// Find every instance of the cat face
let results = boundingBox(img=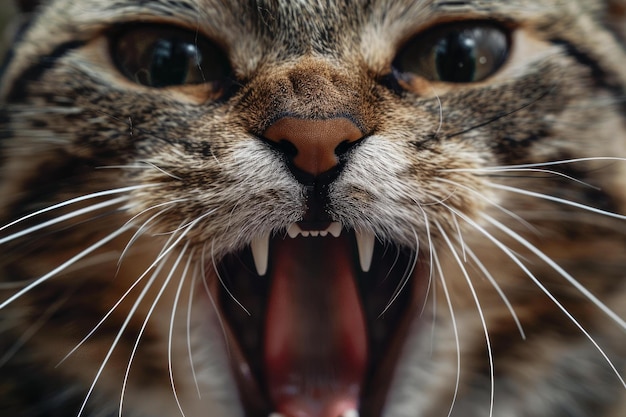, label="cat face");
[1,1,625,416]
